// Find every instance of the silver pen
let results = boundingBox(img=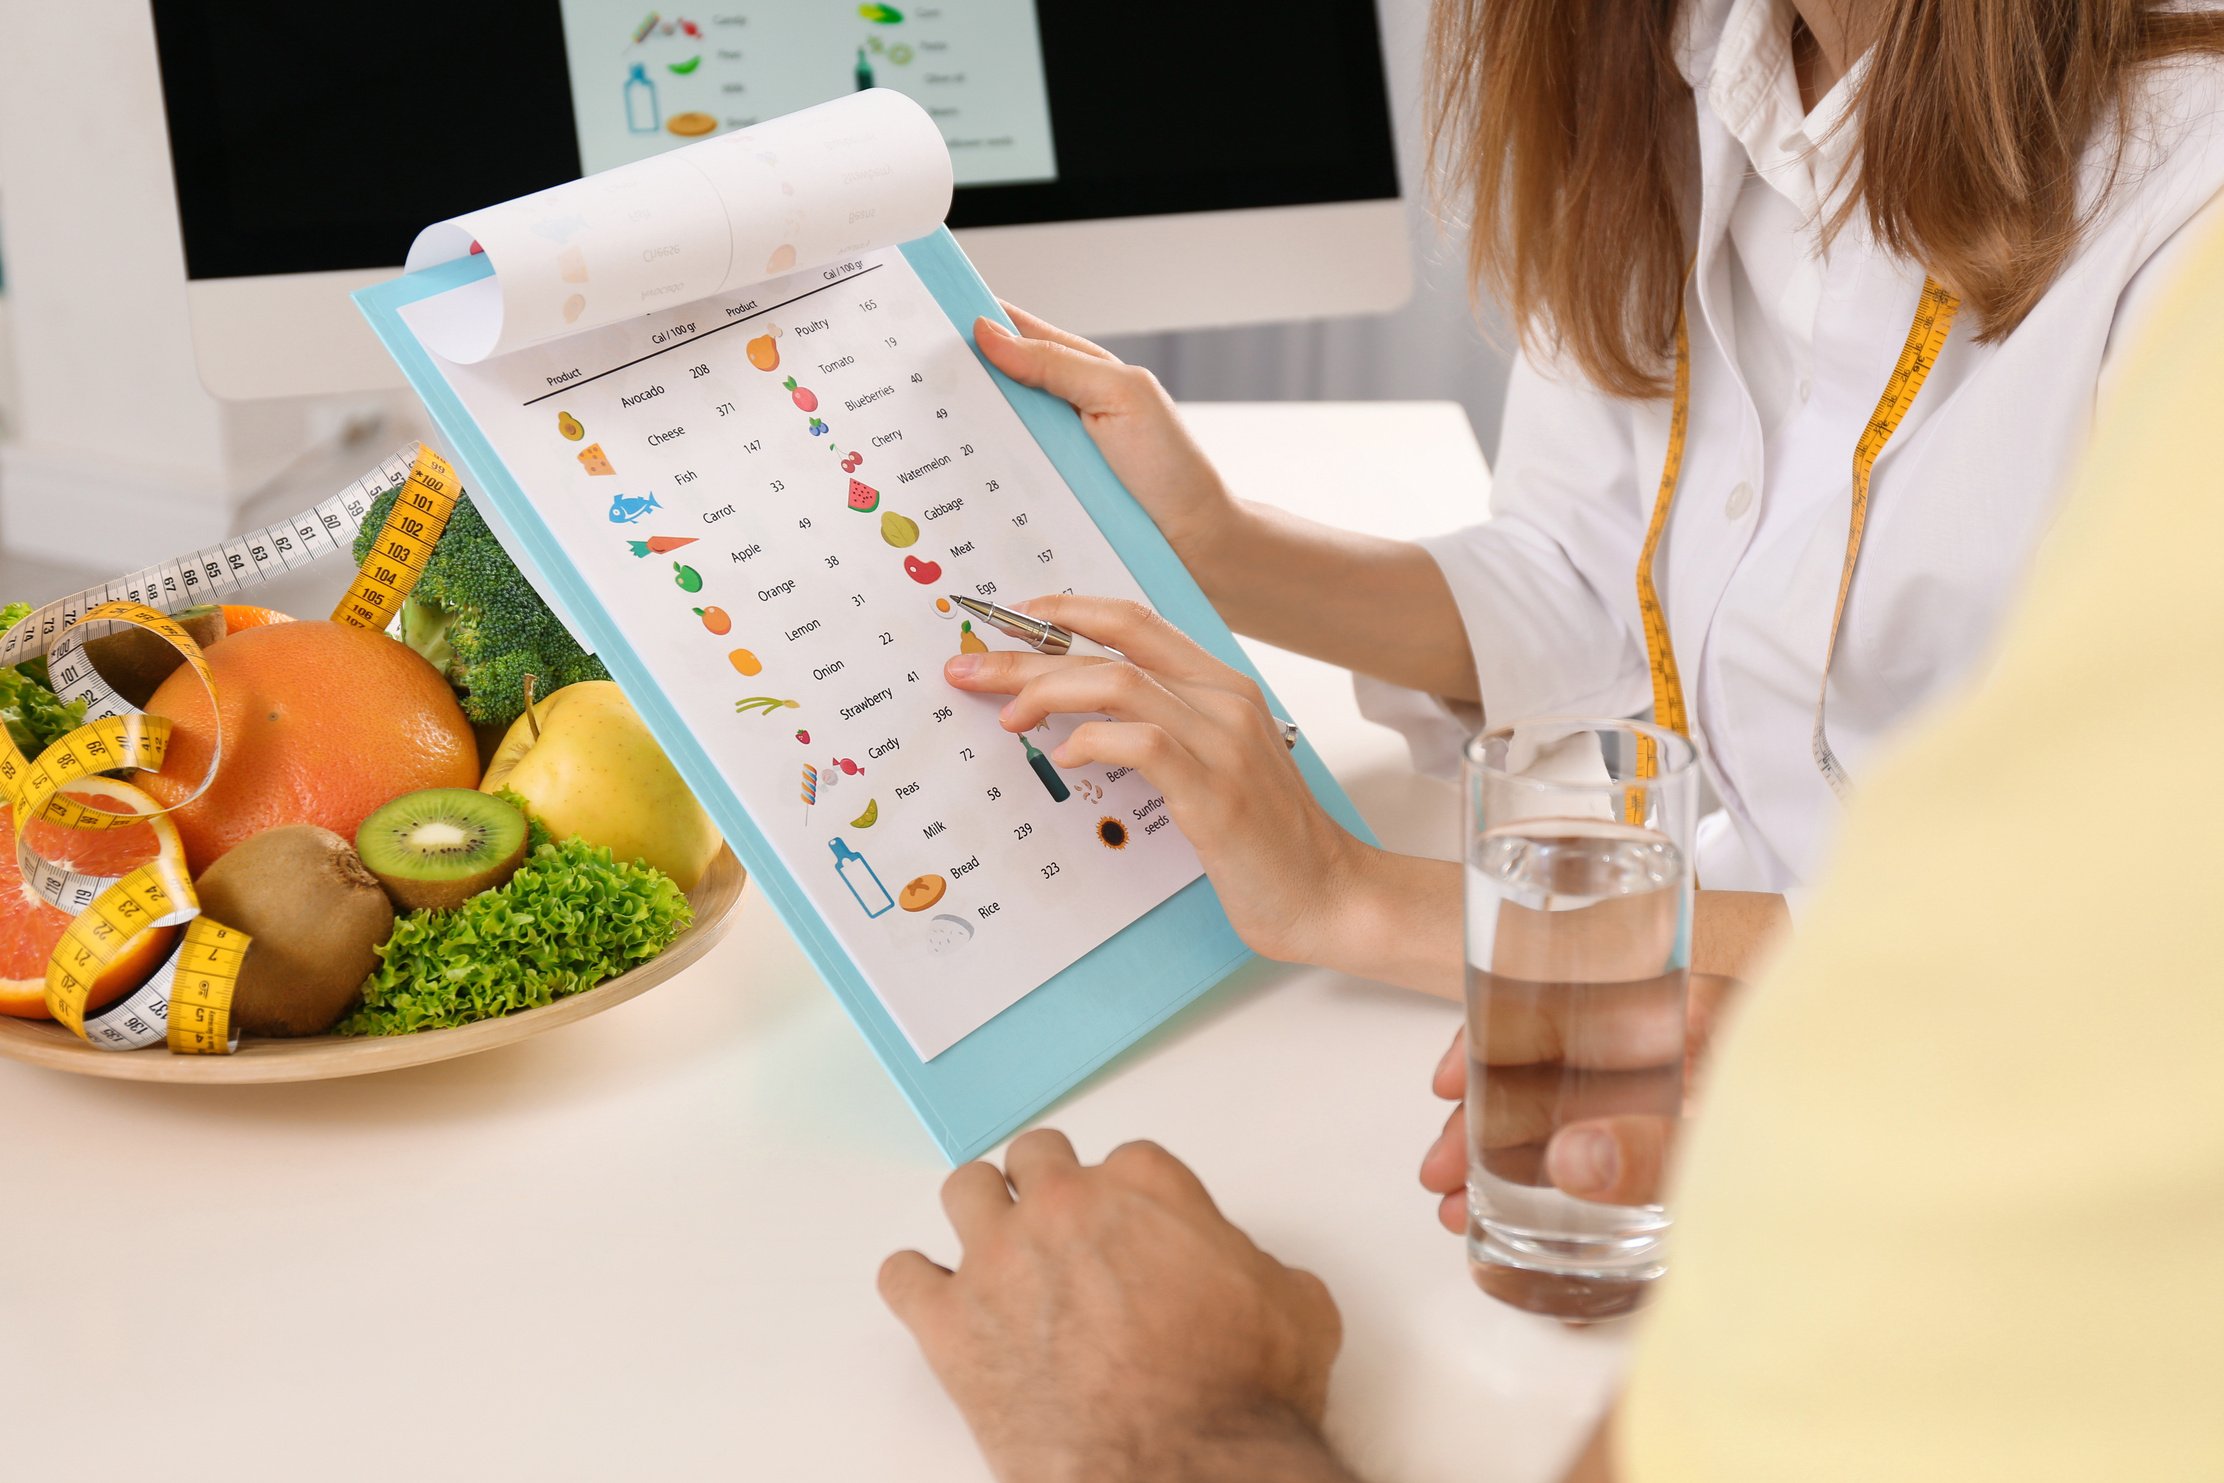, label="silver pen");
[950,595,1299,750]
